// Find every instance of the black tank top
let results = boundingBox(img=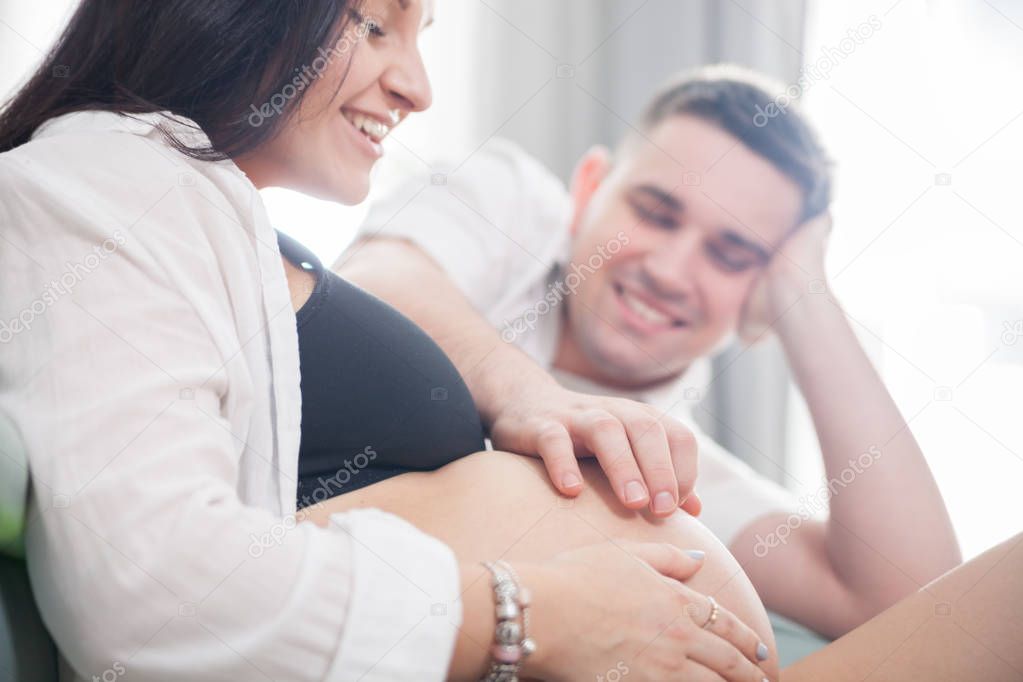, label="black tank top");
[277,231,486,508]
